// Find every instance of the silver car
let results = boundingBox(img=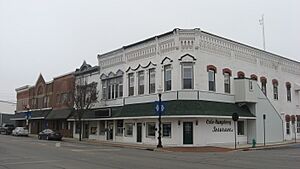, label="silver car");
[12,127,29,136]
